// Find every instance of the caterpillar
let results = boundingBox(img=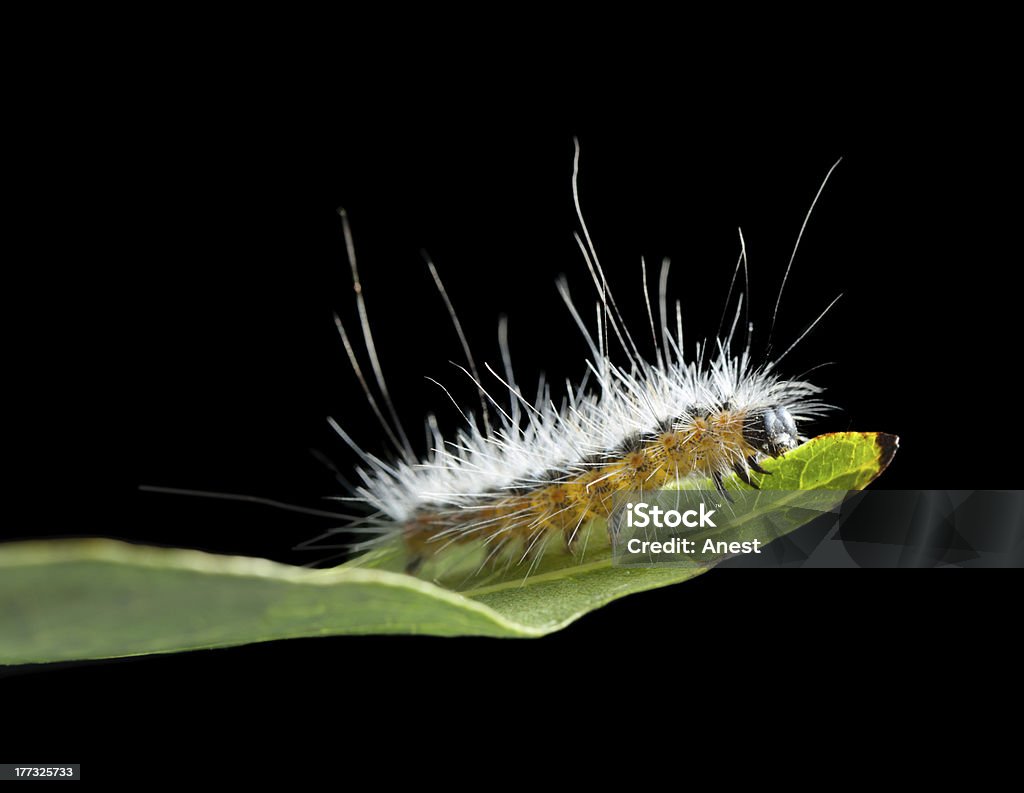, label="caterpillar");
[326,141,840,582]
